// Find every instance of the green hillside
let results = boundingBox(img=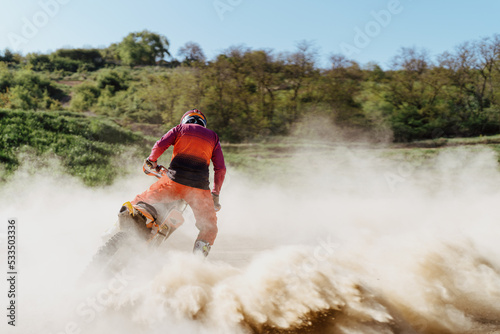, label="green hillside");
[0,109,152,186]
